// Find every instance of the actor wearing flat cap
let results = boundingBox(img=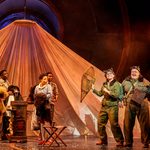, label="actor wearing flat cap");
[92,68,124,147]
[122,66,150,148]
